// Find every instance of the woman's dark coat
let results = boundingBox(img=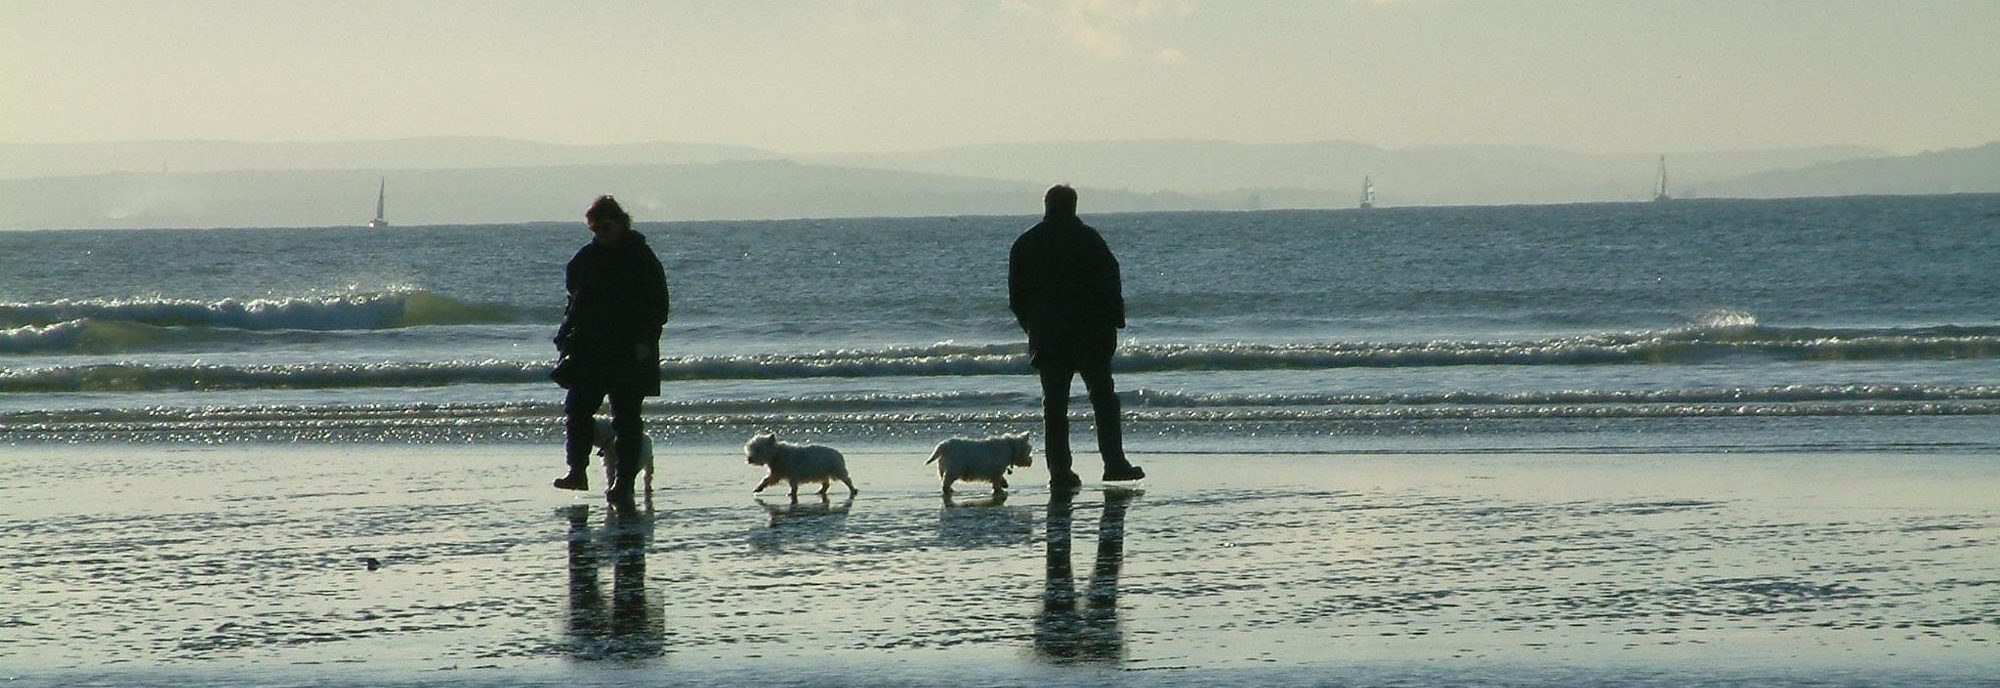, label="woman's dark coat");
[555,230,669,396]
